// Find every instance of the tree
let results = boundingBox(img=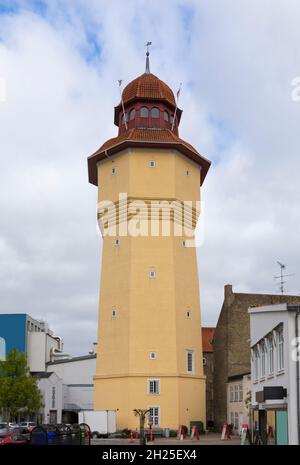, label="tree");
[133,409,150,445]
[0,349,43,429]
